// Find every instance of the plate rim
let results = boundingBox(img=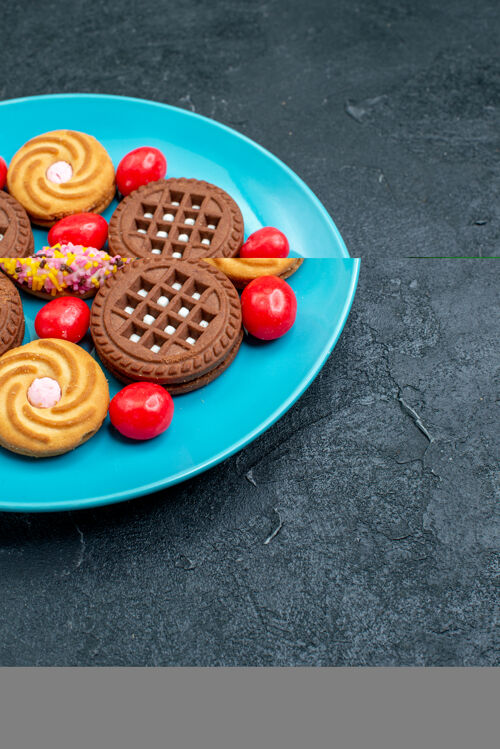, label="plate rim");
[0,93,350,260]
[0,93,358,512]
